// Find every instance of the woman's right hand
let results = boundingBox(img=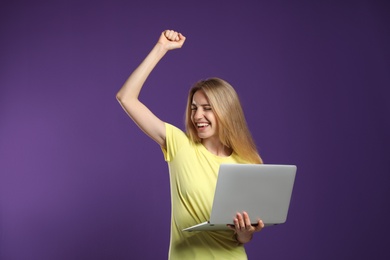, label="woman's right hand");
[158,30,186,50]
